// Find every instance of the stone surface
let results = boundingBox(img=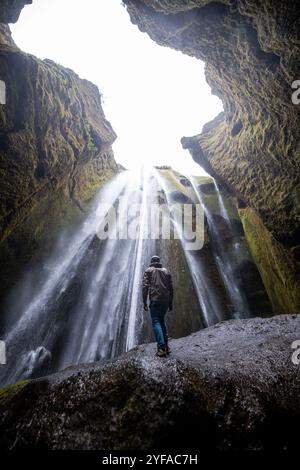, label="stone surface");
[0,23,16,47]
[239,207,300,314]
[0,314,299,450]
[0,0,31,24]
[122,0,300,311]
